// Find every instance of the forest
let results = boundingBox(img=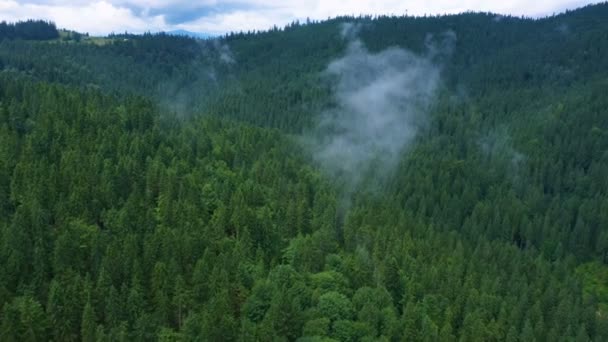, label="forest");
[0,20,59,41]
[0,3,608,341]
